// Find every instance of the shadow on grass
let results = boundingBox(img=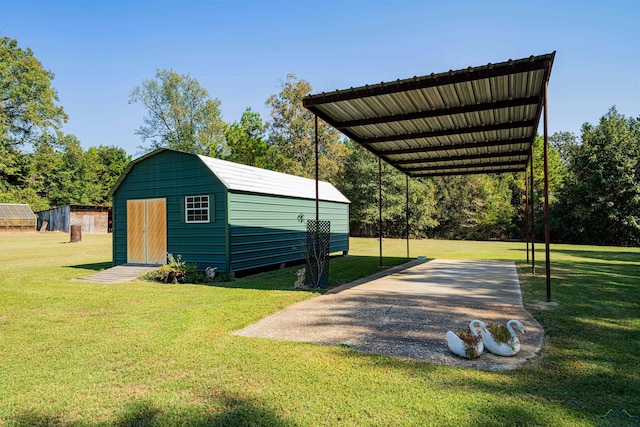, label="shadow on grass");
[552,248,640,263]
[66,261,113,272]
[511,255,640,416]
[300,250,638,421]
[208,255,410,292]
[510,246,640,263]
[9,393,296,427]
